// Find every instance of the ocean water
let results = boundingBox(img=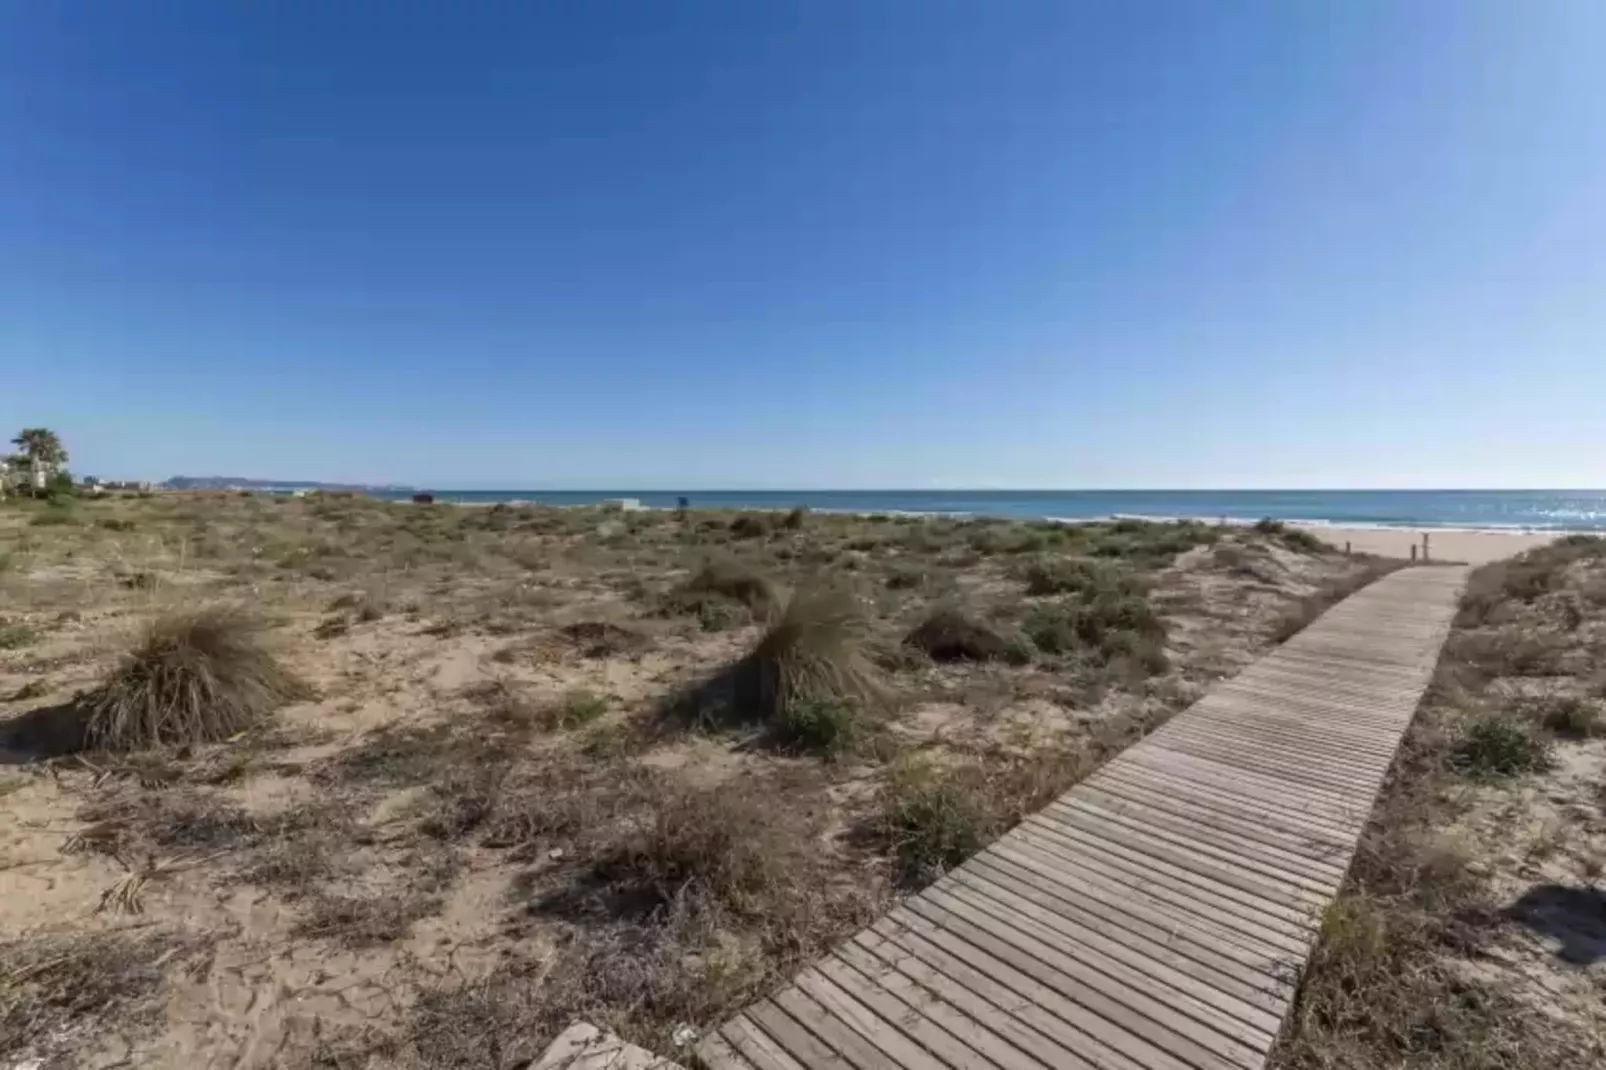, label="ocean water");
[373,489,1606,531]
